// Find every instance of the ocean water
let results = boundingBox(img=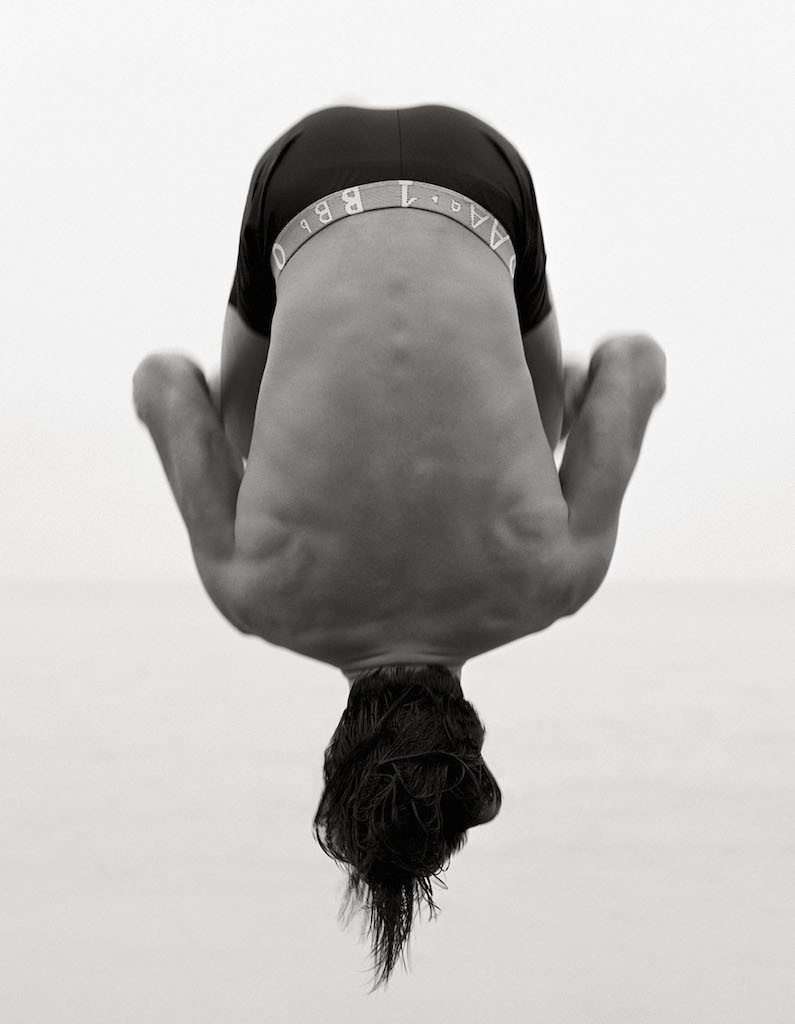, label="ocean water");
[1,580,793,1023]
